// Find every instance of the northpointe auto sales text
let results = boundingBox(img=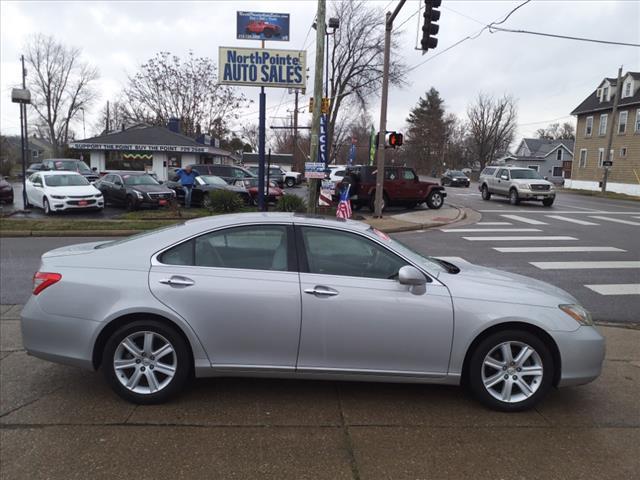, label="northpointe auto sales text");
[223,50,303,85]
